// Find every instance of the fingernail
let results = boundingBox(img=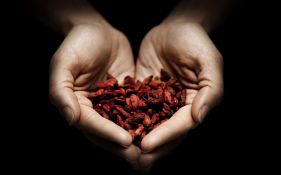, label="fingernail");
[198,106,209,123]
[61,107,74,125]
